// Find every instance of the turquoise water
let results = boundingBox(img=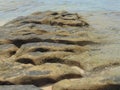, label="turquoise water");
[0,0,120,24]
